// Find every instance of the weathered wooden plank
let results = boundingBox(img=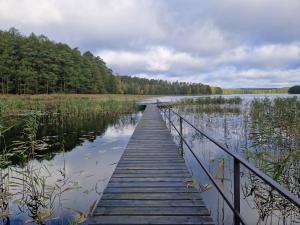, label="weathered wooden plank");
[117,163,186,166]
[118,160,185,163]
[121,156,182,160]
[114,169,189,174]
[110,178,189,182]
[104,187,199,193]
[122,153,179,156]
[101,193,203,200]
[98,199,205,207]
[115,166,188,170]
[107,182,187,188]
[125,150,178,153]
[112,174,191,178]
[94,206,209,216]
[89,215,214,225]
